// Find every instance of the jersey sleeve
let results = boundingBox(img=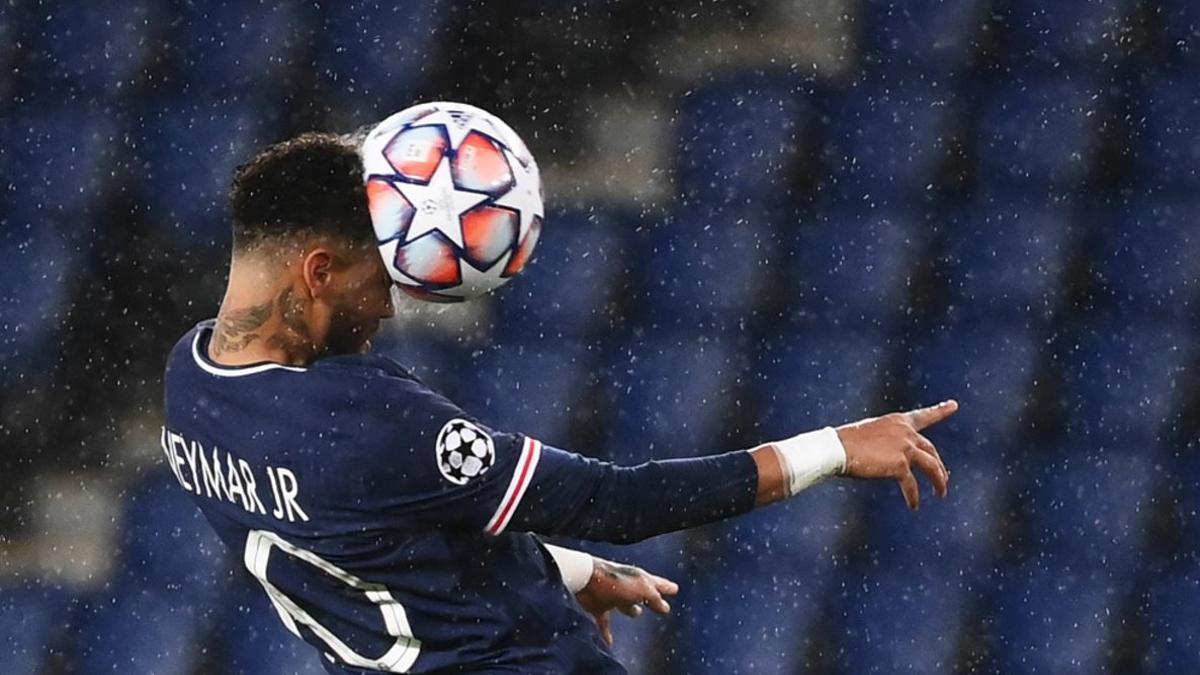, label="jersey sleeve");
[351,364,541,533]
[350,357,759,541]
